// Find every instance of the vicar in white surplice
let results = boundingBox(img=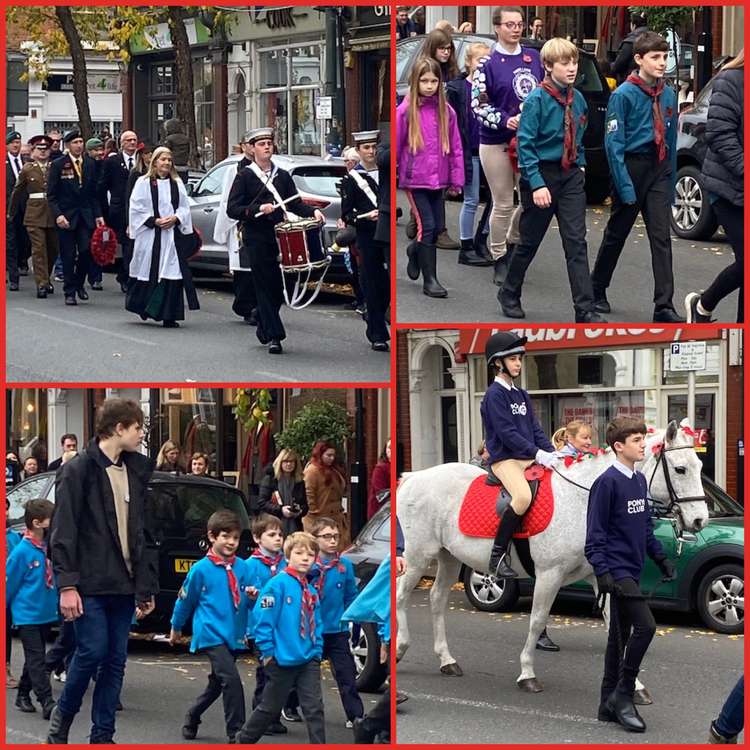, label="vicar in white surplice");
[126,146,194,327]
